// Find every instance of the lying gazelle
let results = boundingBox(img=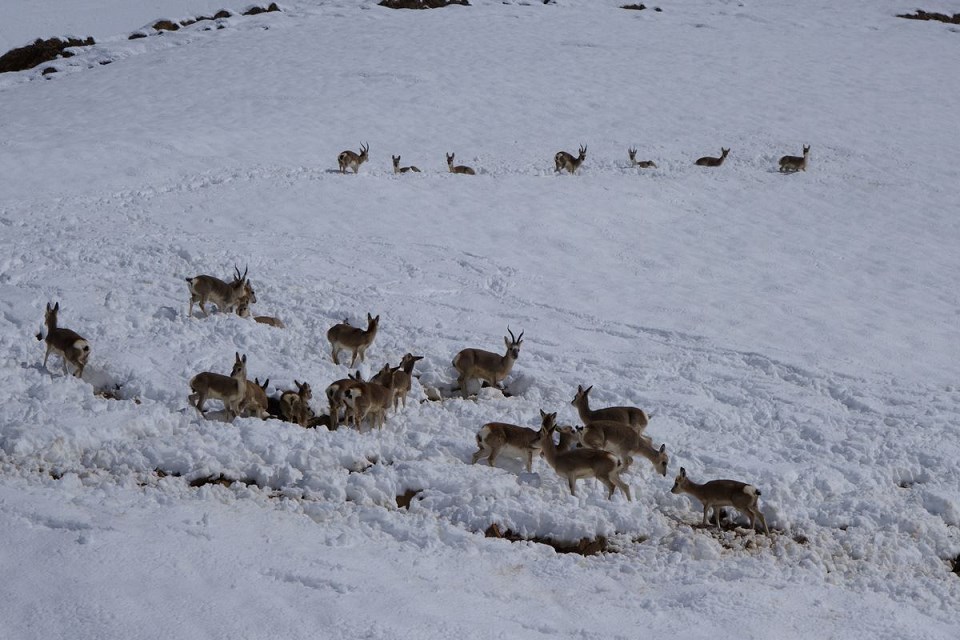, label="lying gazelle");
[188,352,248,420]
[185,266,255,317]
[326,372,364,430]
[344,375,393,431]
[392,155,421,174]
[452,327,523,398]
[695,147,730,167]
[327,313,380,366]
[241,377,270,420]
[671,467,769,534]
[555,144,587,174]
[39,302,90,378]
[539,410,631,501]
[579,420,668,476]
[572,384,649,433]
[446,152,475,175]
[628,147,657,169]
[235,298,284,328]
[779,144,810,173]
[338,142,369,174]
[279,380,313,427]
[471,420,543,473]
